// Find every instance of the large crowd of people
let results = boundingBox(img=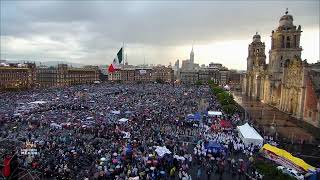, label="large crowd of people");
[0,83,263,179]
